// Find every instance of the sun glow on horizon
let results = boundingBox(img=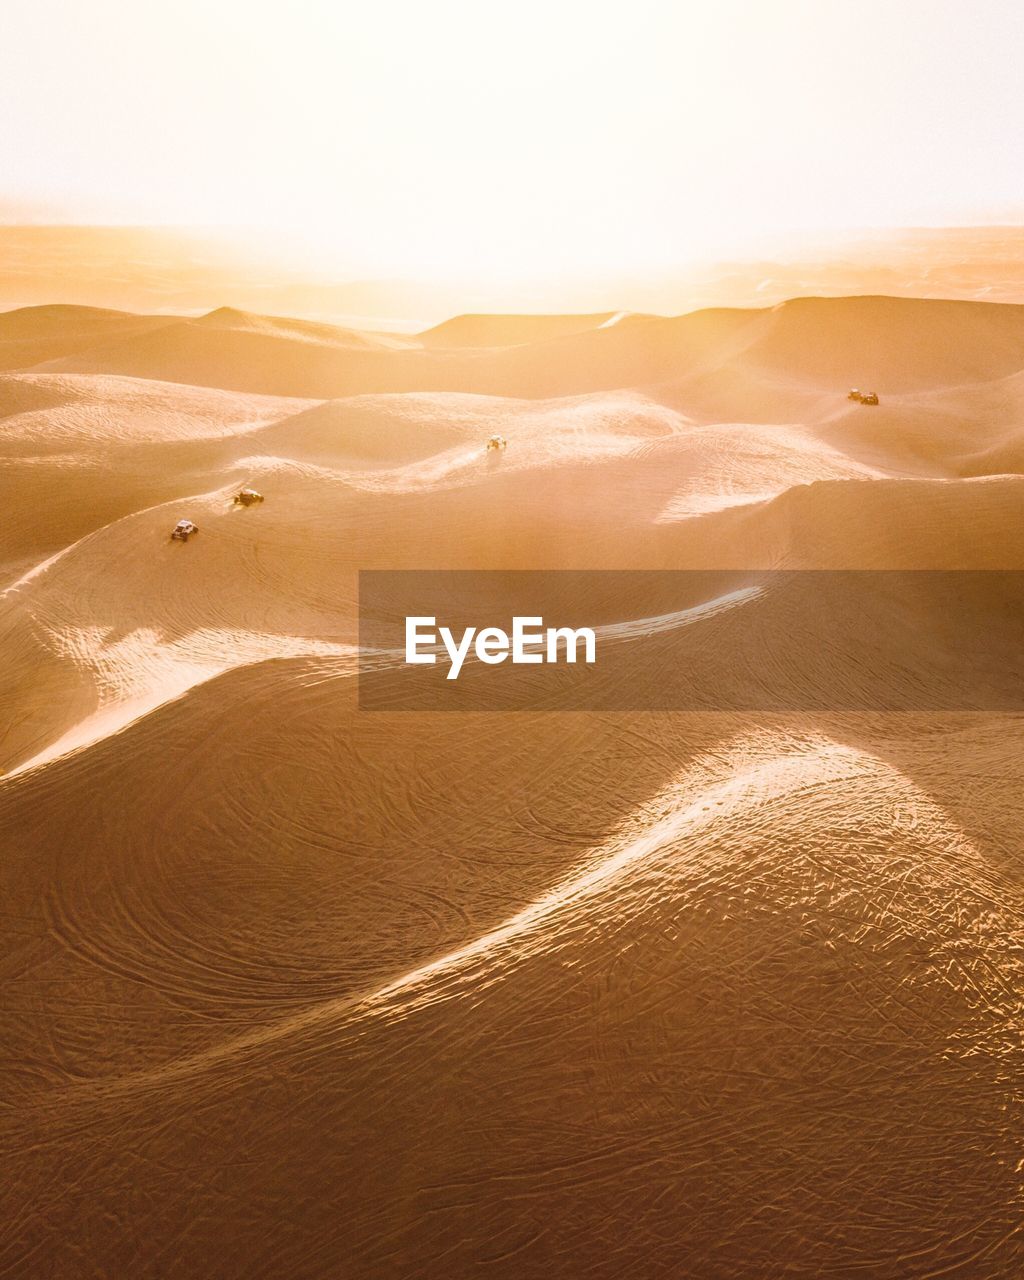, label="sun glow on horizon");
[2,0,1023,280]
